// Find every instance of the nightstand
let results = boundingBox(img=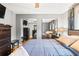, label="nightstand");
[11,40,19,52]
